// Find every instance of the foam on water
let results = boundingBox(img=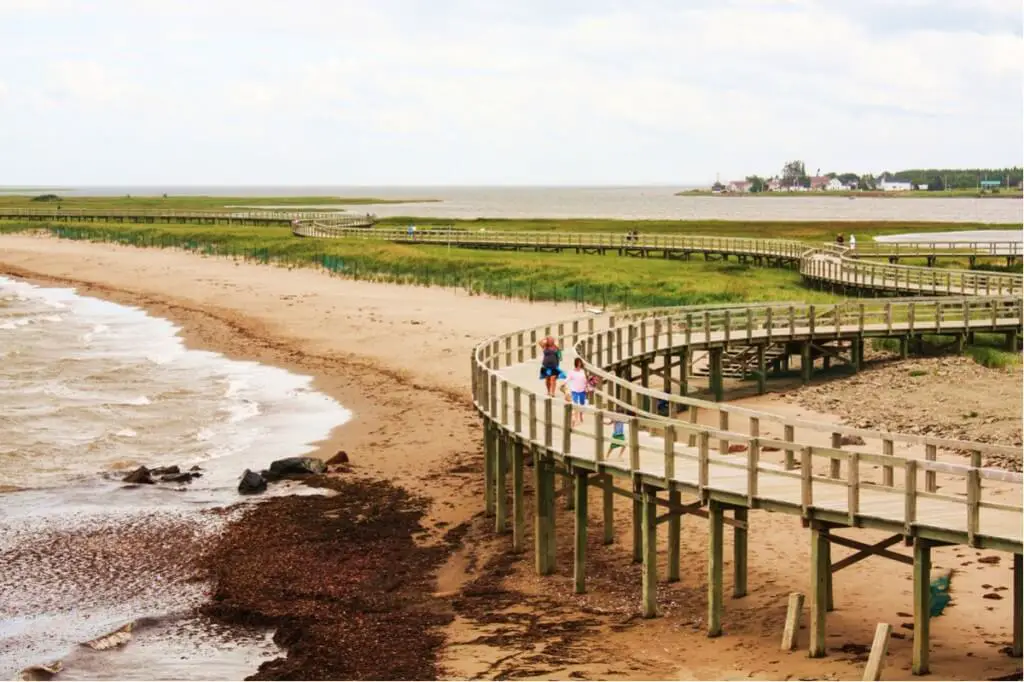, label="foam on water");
[0,275,352,679]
